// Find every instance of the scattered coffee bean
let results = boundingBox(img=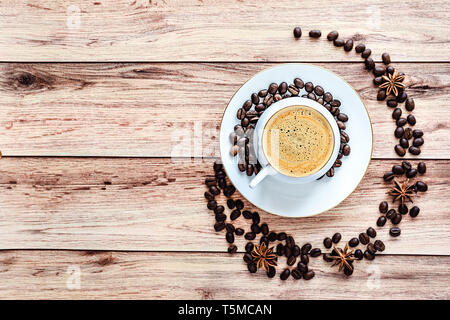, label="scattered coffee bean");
[267,266,276,278]
[413,137,424,147]
[327,31,339,41]
[398,203,408,215]
[367,227,377,238]
[406,168,418,178]
[235,228,244,236]
[383,171,395,181]
[268,83,278,94]
[396,91,407,103]
[386,209,396,220]
[390,227,401,237]
[377,215,387,227]
[334,38,345,47]
[393,108,402,120]
[310,248,322,257]
[405,98,415,111]
[207,200,217,210]
[374,76,384,86]
[251,223,260,234]
[377,89,386,100]
[359,233,370,245]
[392,165,405,175]
[293,26,302,38]
[365,58,375,70]
[418,162,426,174]
[294,78,304,89]
[364,250,375,260]
[287,255,297,266]
[344,266,353,276]
[367,243,377,255]
[309,30,321,38]
[354,249,364,260]
[342,144,351,156]
[214,222,226,232]
[214,205,224,214]
[226,199,235,209]
[387,99,398,108]
[228,244,238,254]
[355,43,365,53]
[323,253,334,262]
[304,82,314,92]
[323,237,332,249]
[412,129,423,138]
[314,85,324,96]
[396,118,407,127]
[242,210,252,219]
[278,82,288,94]
[226,232,235,244]
[260,223,269,235]
[416,181,428,192]
[382,53,391,65]
[394,127,404,139]
[373,65,385,76]
[332,233,342,244]
[280,268,291,280]
[379,201,389,213]
[400,138,409,149]
[276,243,285,256]
[252,212,260,224]
[392,213,402,224]
[244,232,256,240]
[386,66,395,74]
[407,114,416,126]
[404,128,413,140]
[251,93,259,105]
[374,240,385,252]
[204,191,214,201]
[402,161,412,171]
[301,243,312,254]
[297,262,308,273]
[291,269,302,280]
[409,206,420,218]
[349,237,359,247]
[230,209,241,220]
[303,270,315,280]
[247,262,257,273]
[362,48,372,58]
[215,213,226,222]
[409,146,421,155]
[344,39,354,51]
[288,85,299,96]
[395,145,406,157]
[292,245,301,257]
[243,253,253,264]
